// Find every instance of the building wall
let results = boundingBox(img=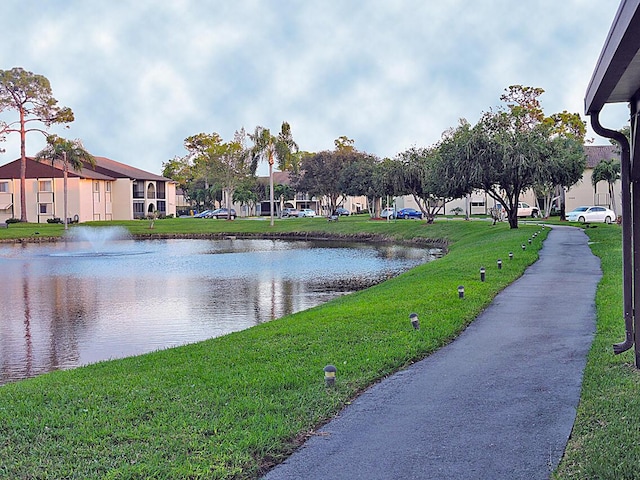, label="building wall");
[110,179,133,220]
[0,179,16,223]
